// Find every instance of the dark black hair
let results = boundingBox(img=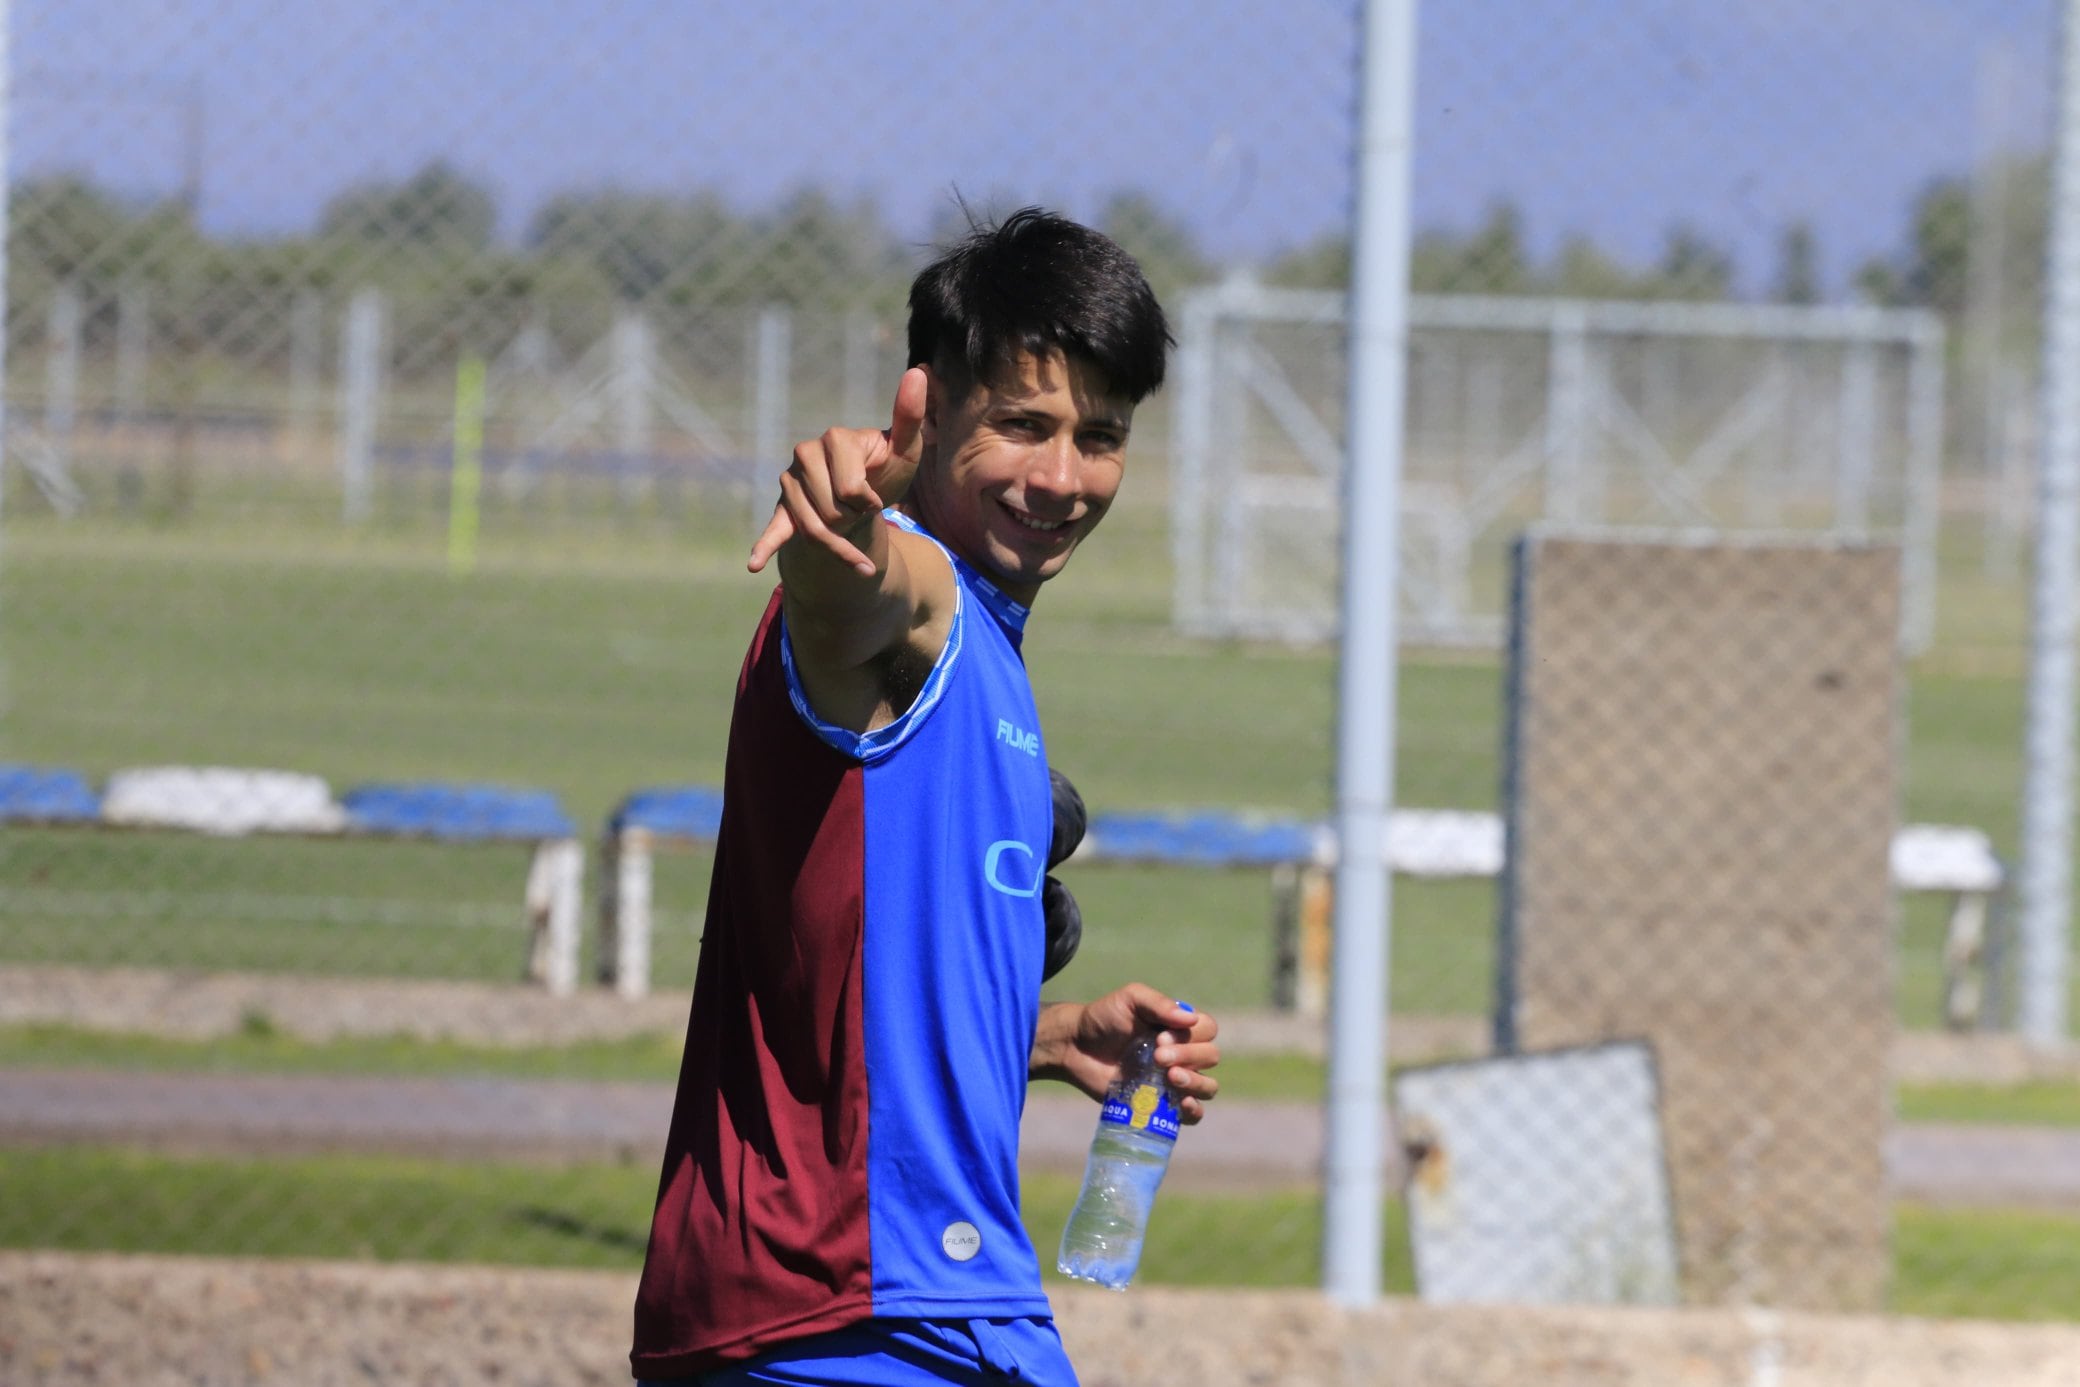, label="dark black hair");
[907,207,1172,404]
